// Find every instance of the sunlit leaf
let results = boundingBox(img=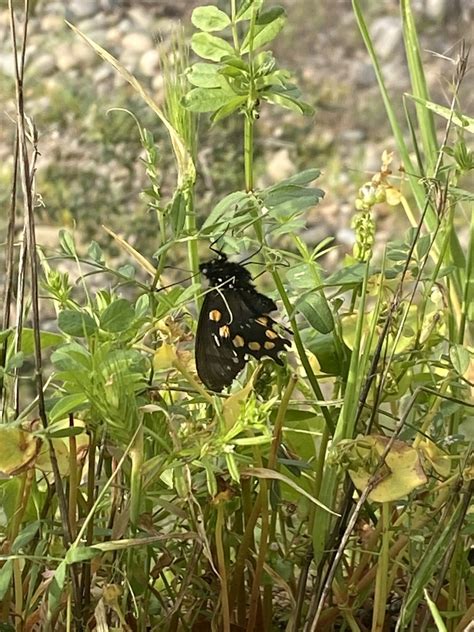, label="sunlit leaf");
[0,427,41,477]
[191,5,231,32]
